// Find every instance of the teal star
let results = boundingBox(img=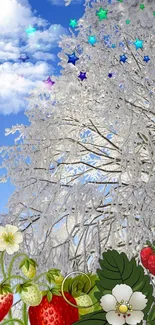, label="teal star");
[126,19,130,24]
[69,19,78,28]
[88,35,97,45]
[134,39,144,50]
[96,8,108,20]
[140,4,145,10]
[25,25,36,34]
